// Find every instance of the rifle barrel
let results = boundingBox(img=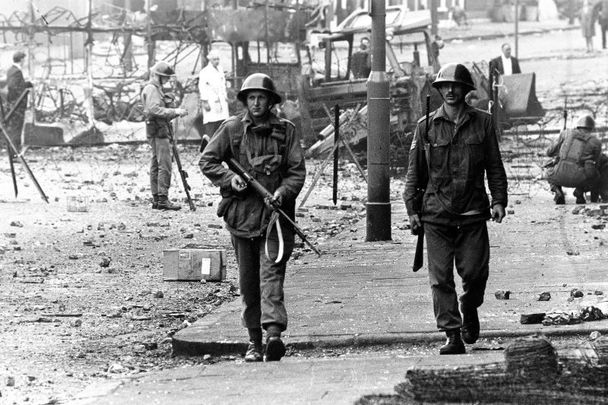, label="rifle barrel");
[228,158,321,257]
